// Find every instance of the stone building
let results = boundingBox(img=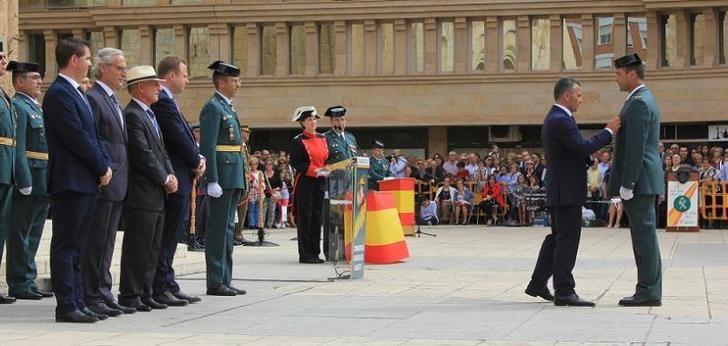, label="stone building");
[16,0,728,156]
[0,0,19,91]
